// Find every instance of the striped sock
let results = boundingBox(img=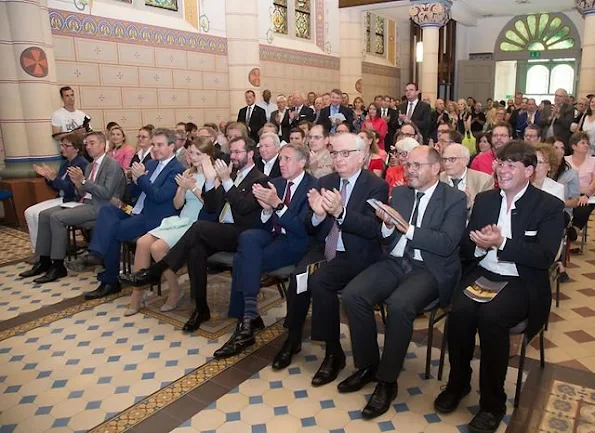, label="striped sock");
[243,293,258,320]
